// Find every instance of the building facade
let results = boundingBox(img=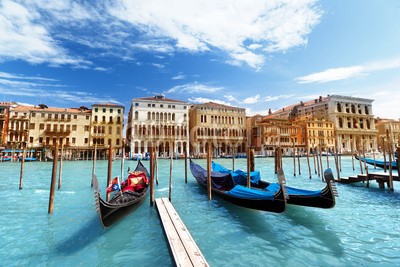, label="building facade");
[375,118,400,152]
[90,103,124,153]
[0,102,11,147]
[189,102,246,157]
[126,95,189,158]
[270,95,377,153]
